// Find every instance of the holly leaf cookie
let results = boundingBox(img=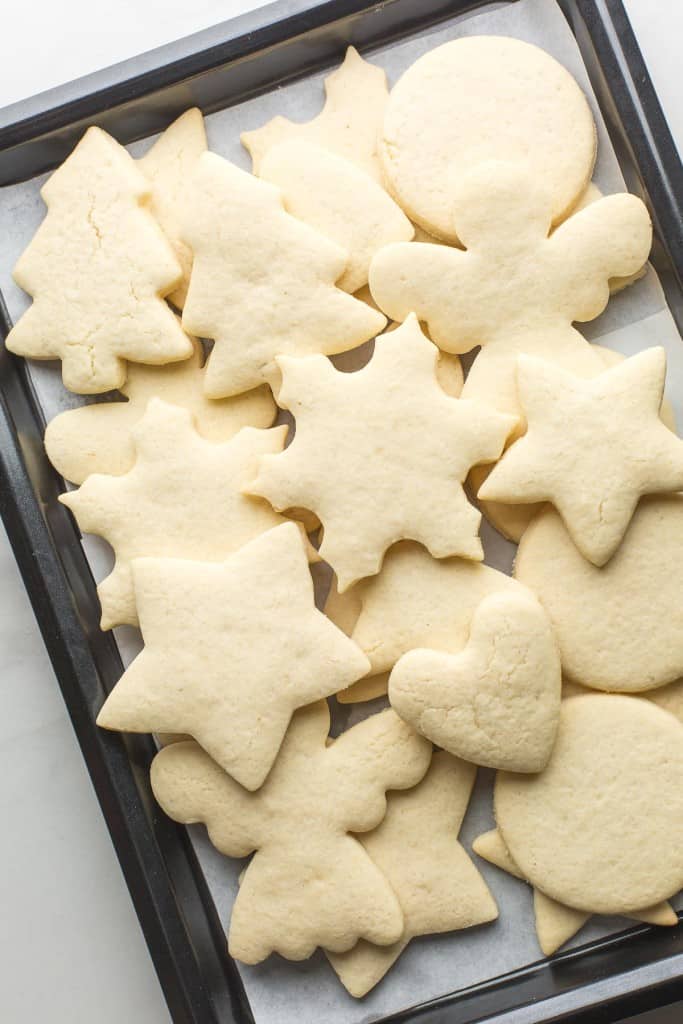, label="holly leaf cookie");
[44,338,276,485]
[60,400,294,628]
[242,46,388,182]
[258,140,414,293]
[138,108,208,309]
[369,161,652,421]
[248,316,515,589]
[150,700,431,961]
[473,695,683,954]
[479,348,683,564]
[181,152,385,397]
[98,523,370,789]
[6,126,193,394]
[326,751,498,997]
[389,591,561,773]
